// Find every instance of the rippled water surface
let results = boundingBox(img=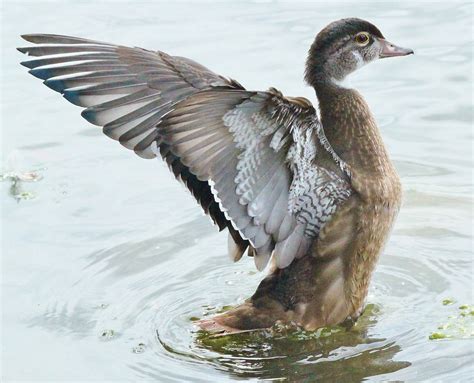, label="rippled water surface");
[2,1,473,381]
